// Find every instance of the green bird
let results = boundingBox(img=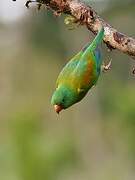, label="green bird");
[51,27,105,114]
